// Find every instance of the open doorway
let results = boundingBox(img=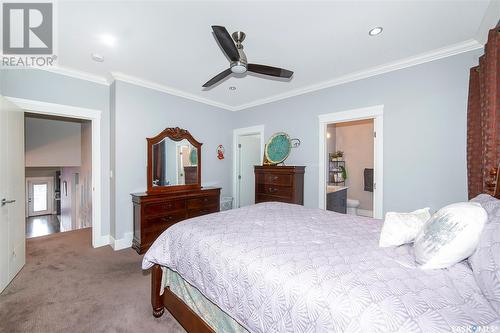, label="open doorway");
[318,105,384,218]
[233,125,264,208]
[326,120,374,217]
[24,114,92,239]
